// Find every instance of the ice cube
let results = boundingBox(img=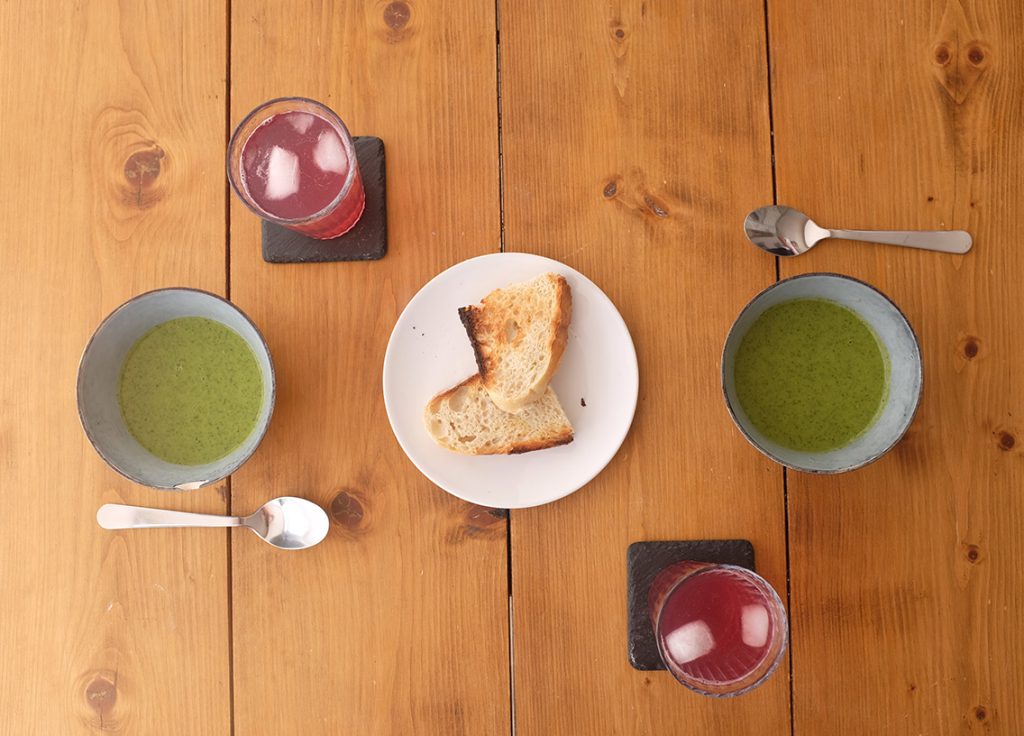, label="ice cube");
[264,146,300,200]
[663,620,715,665]
[741,604,770,648]
[313,129,348,174]
[288,112,315,135]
